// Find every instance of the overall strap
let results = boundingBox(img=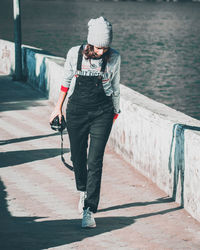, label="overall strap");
[61,130,74,171]
[100,57,107,73]
[76,44,84,71]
